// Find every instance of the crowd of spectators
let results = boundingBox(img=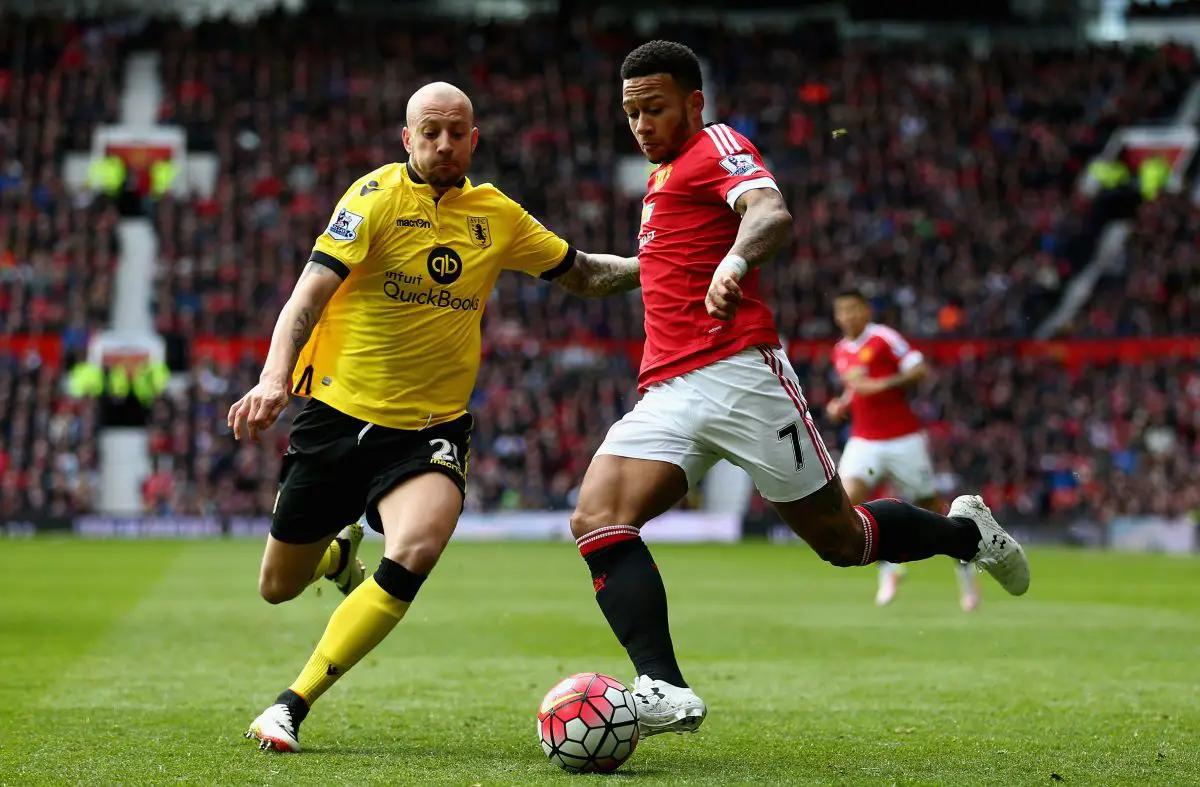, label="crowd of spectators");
[1,16,128,516]
[5,12,1200,526]
[0,352,99,519]
[134,344,1200,528]
[144,14,1196,346]
[1,16,124,337]
[1073,192,1200,336]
